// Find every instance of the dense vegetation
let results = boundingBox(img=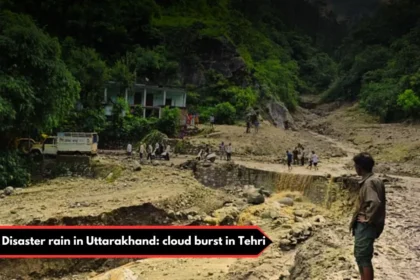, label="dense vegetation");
[0,0,341,139]
[323,0,420,122]
[1,0,420,187]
